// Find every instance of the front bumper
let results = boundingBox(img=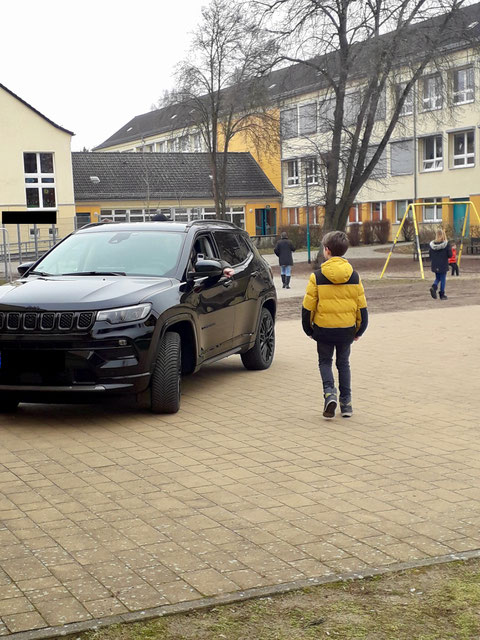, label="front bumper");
[0,321,156,398]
